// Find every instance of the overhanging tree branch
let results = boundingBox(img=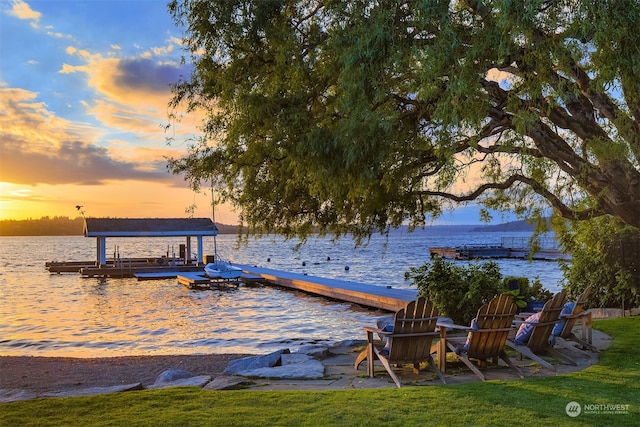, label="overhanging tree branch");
[417,174,603,221]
